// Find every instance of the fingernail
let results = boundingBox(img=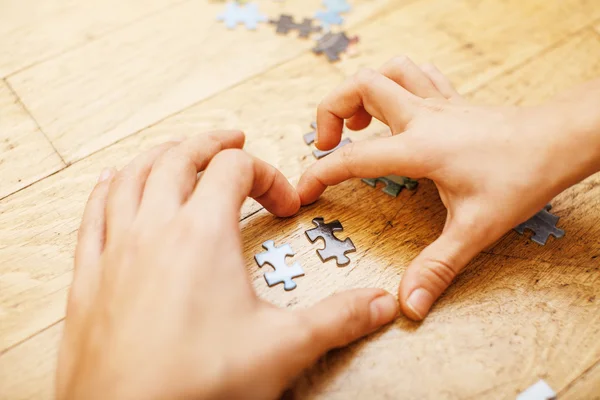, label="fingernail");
[370,295,398,326]
[98,168,113,183]
[406,288,435,320]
